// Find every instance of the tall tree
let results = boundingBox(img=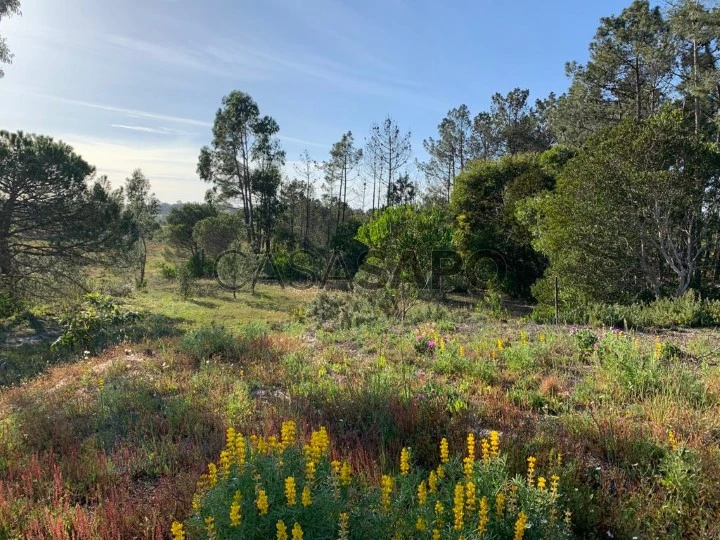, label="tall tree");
[293,150,317,248]
[0,131,135,301]
[124,169,159,287]
[366,117,412,207]
[0,0,20,78]
[489,88,549,155]
[325,132,362,237]
[469,111,501,162]
[198,91,285,253]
